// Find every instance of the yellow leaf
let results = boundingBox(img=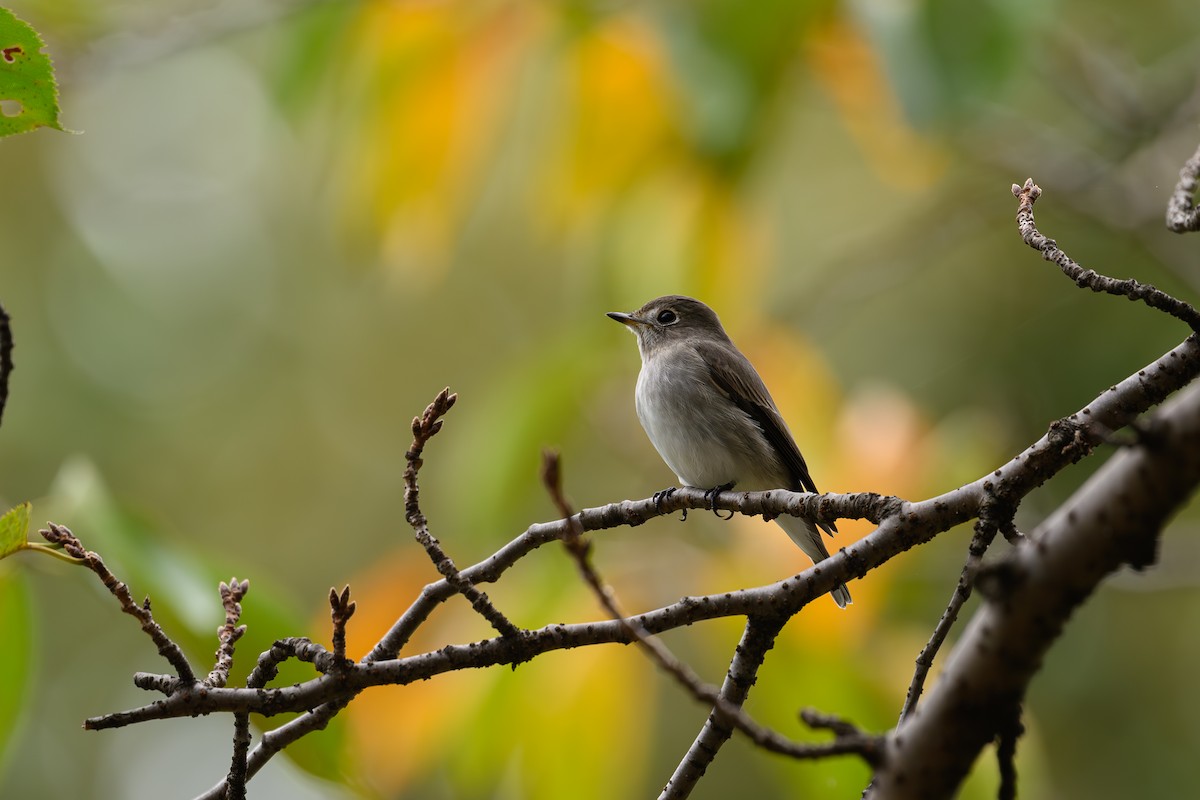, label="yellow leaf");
[806,13,947,188]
